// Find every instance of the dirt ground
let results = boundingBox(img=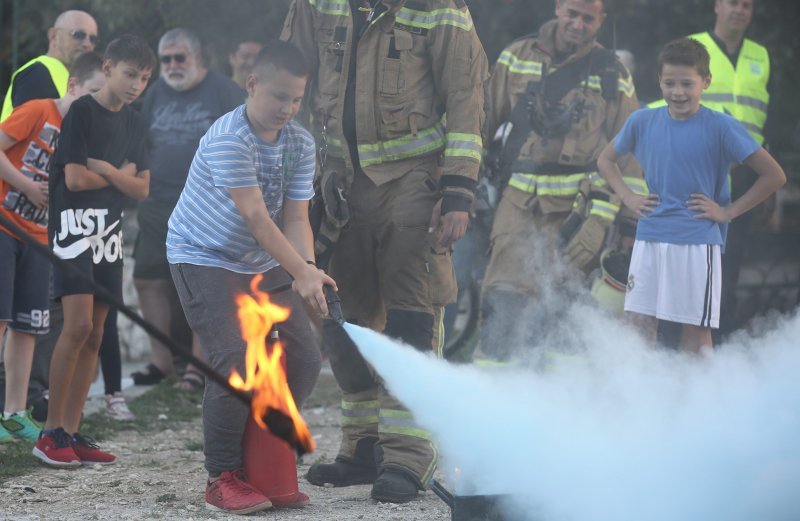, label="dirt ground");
[0,371,453,521]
